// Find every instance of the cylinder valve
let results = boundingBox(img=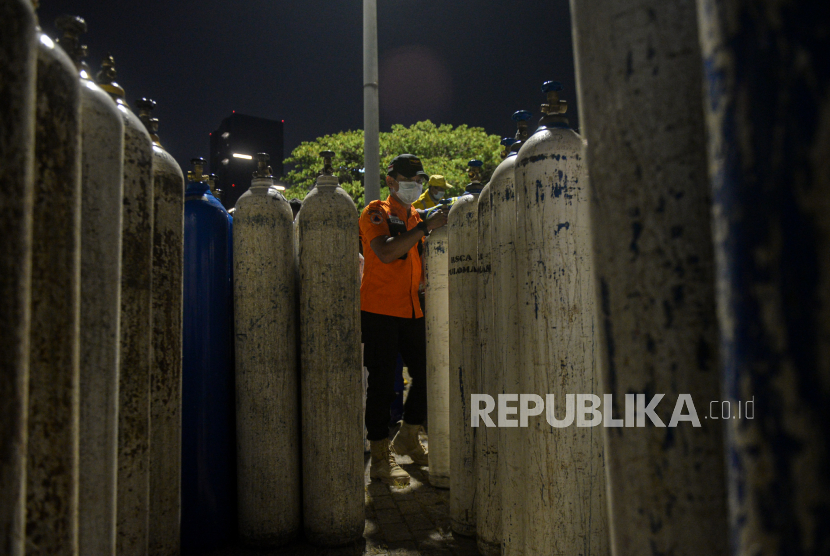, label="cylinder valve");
[319,150,334,176]
[467,159,483,183]
[541,81,567,115]
[253,153,272,179]
[500,137,517,159]
[54,15,88,70]
[188,158,208,182]
[96,54,126,100]
[316,151,339,188]
[135,98,162,145]
[512,109,533,141]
